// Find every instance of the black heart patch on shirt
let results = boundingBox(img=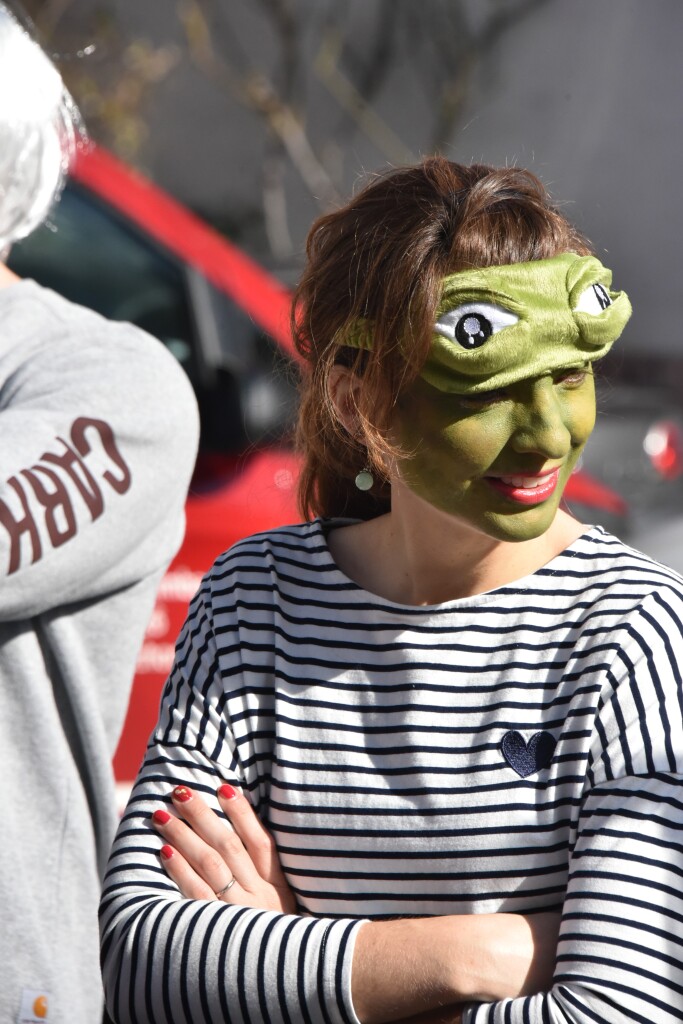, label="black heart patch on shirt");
[501,730,557,778]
